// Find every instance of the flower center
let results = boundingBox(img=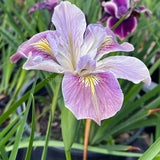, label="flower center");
[79,75,99,94]
[118,6,128,17]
